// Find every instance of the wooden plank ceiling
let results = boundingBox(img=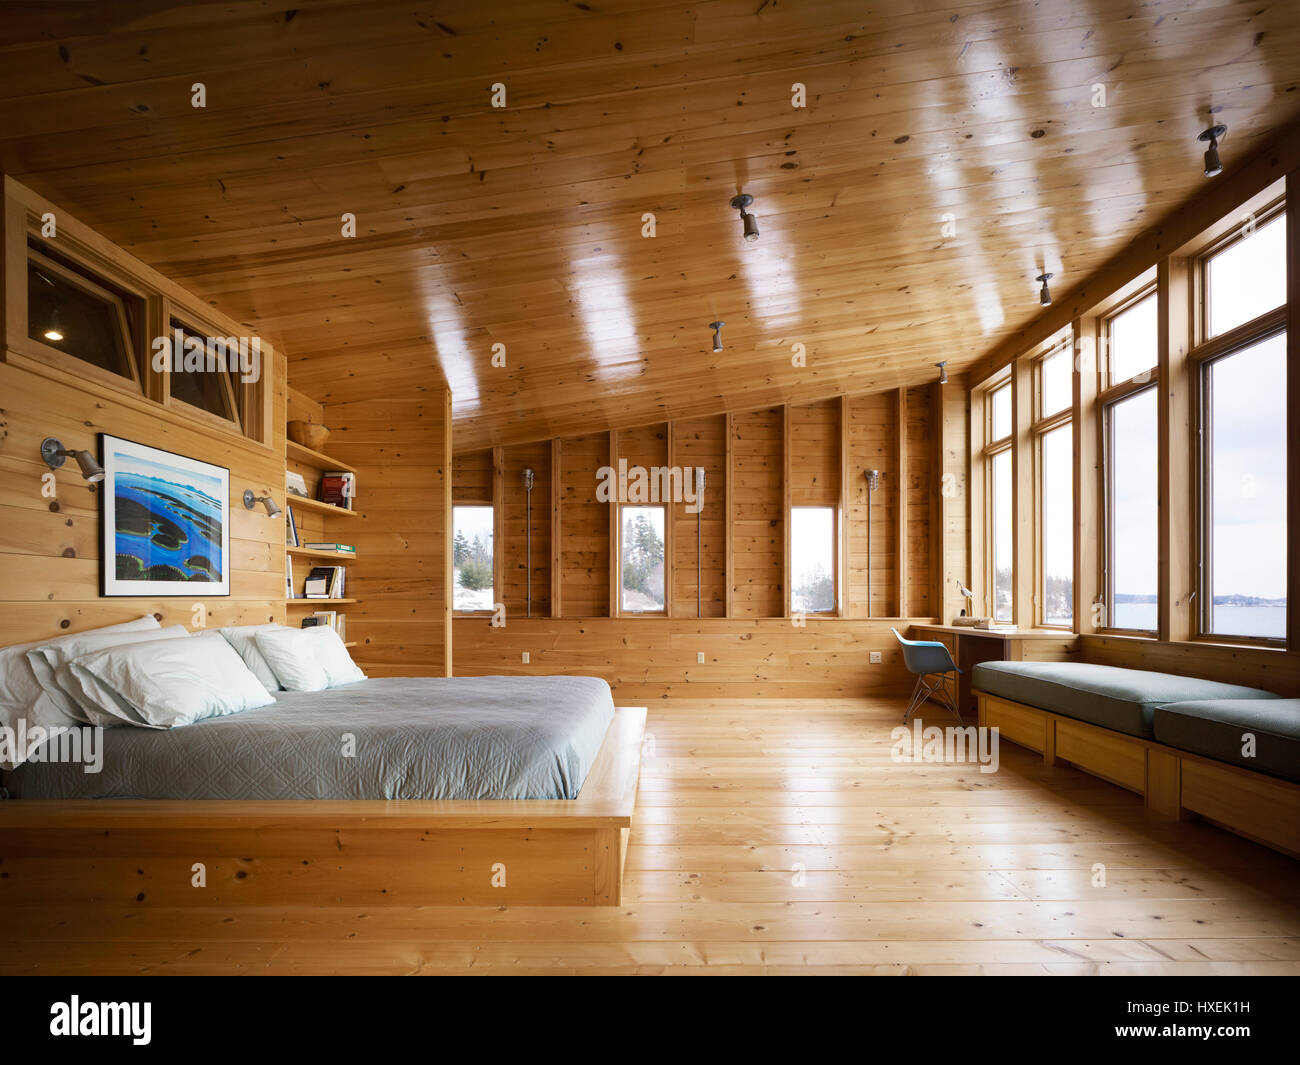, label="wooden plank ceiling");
[1,0,1298,451]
